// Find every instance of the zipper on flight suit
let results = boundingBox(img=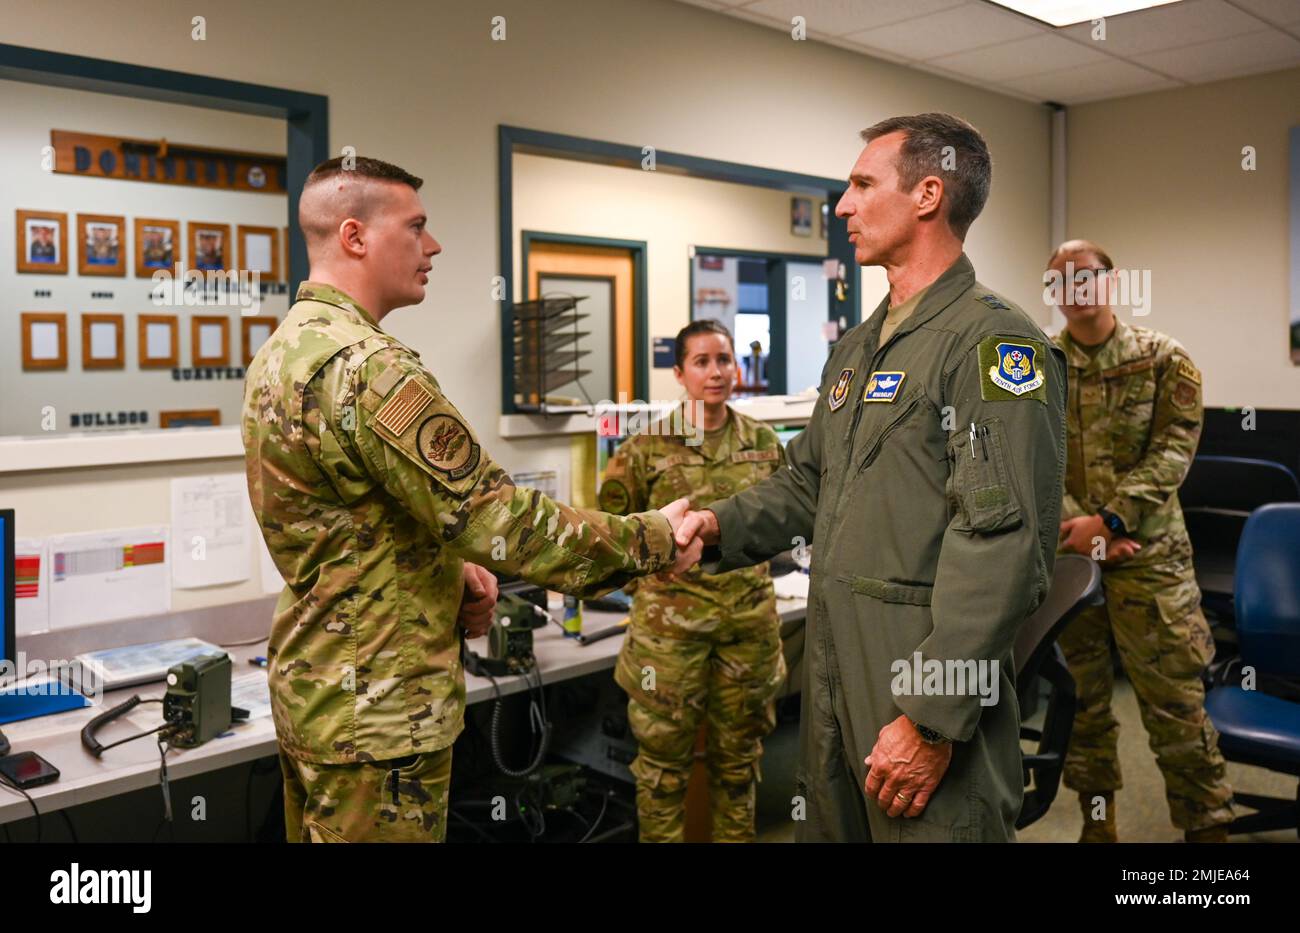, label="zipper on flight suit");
[832,333,899,527]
